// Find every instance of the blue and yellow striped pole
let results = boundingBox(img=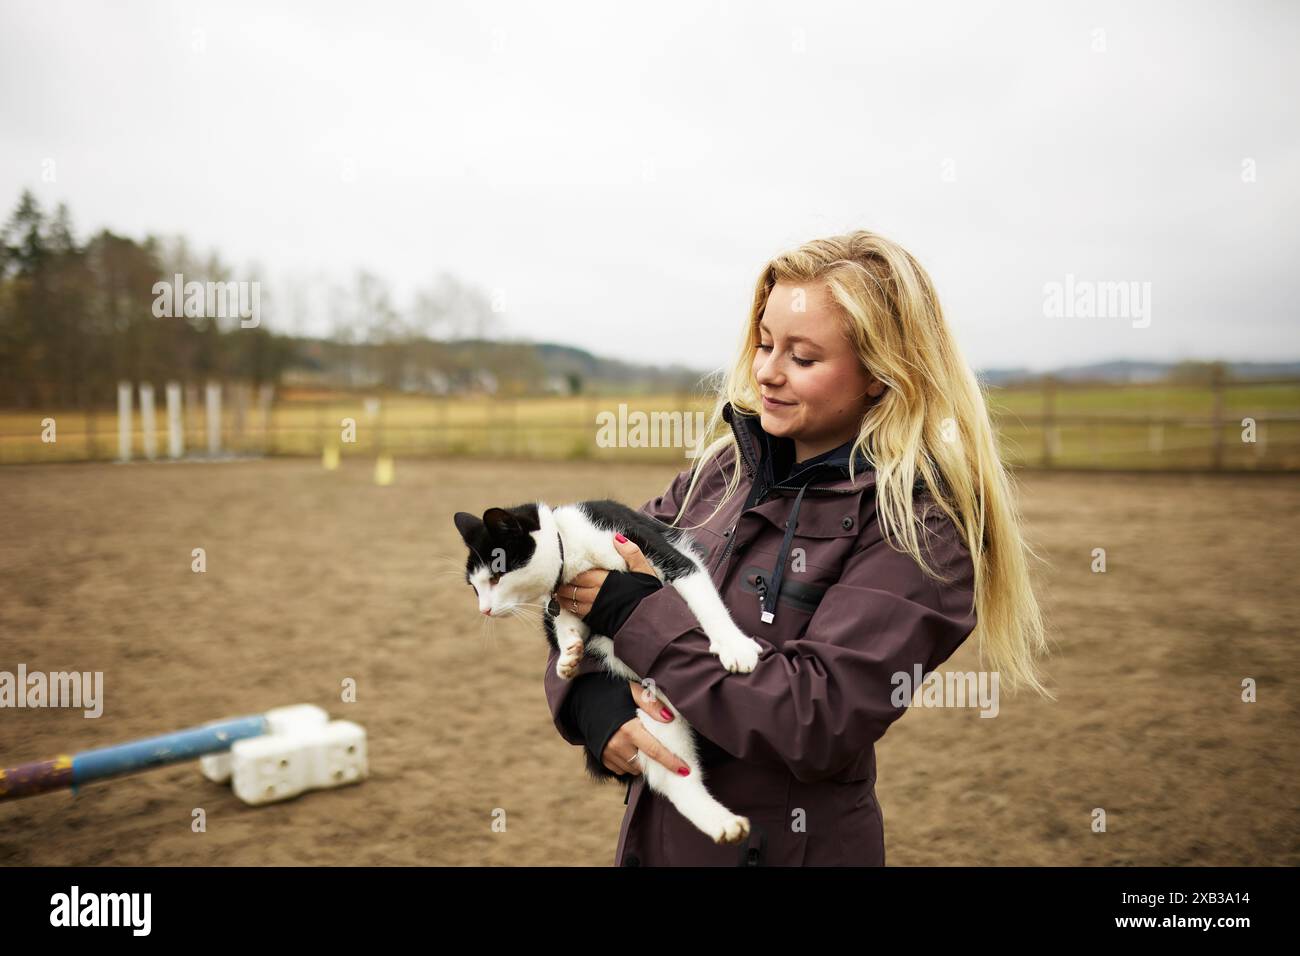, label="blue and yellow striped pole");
[0,715,268,802]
